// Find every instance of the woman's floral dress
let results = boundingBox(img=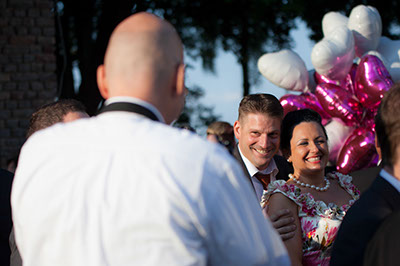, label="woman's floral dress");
[261,172,360,266]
